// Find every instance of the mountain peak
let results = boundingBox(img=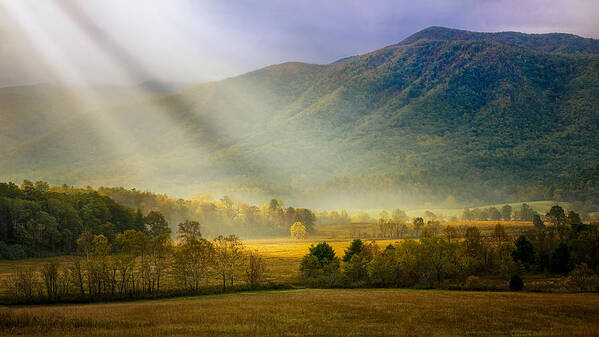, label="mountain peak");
[399,26,599,54]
